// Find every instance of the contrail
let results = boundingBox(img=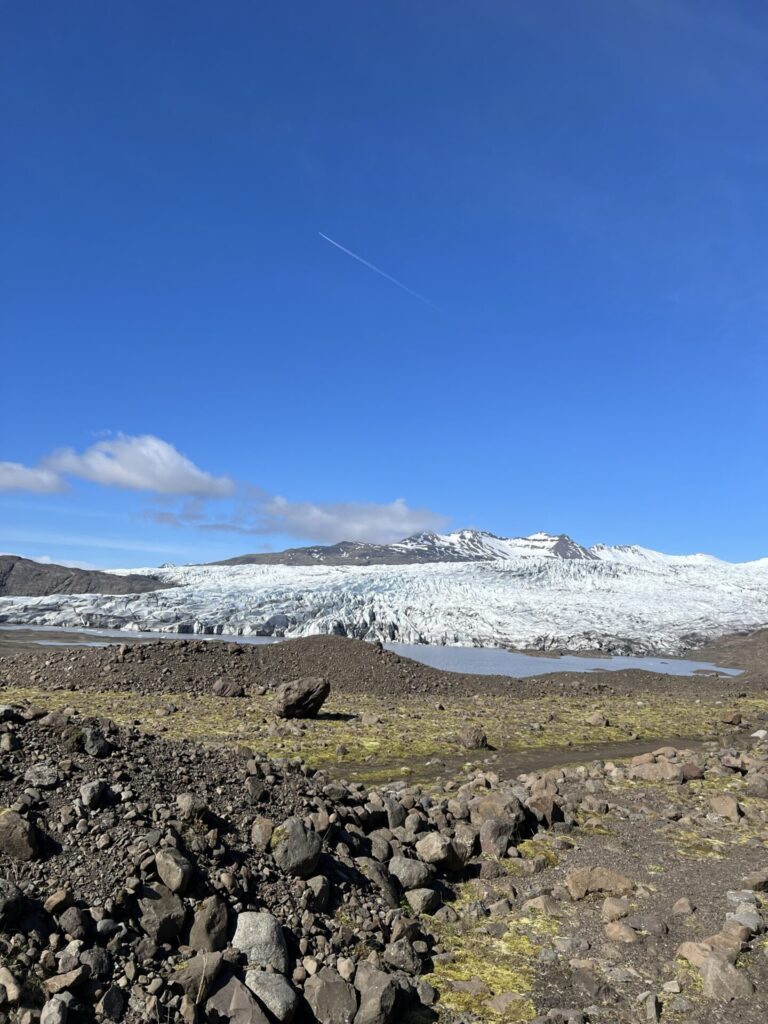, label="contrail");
[318,232,441,311]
